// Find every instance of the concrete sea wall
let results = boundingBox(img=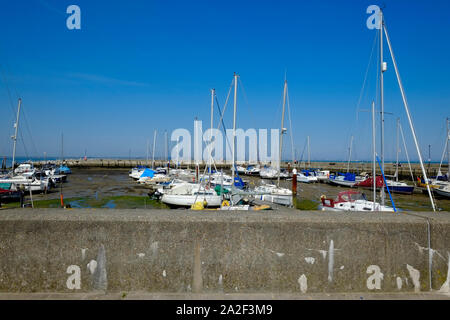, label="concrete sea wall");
[0,209,449,294]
